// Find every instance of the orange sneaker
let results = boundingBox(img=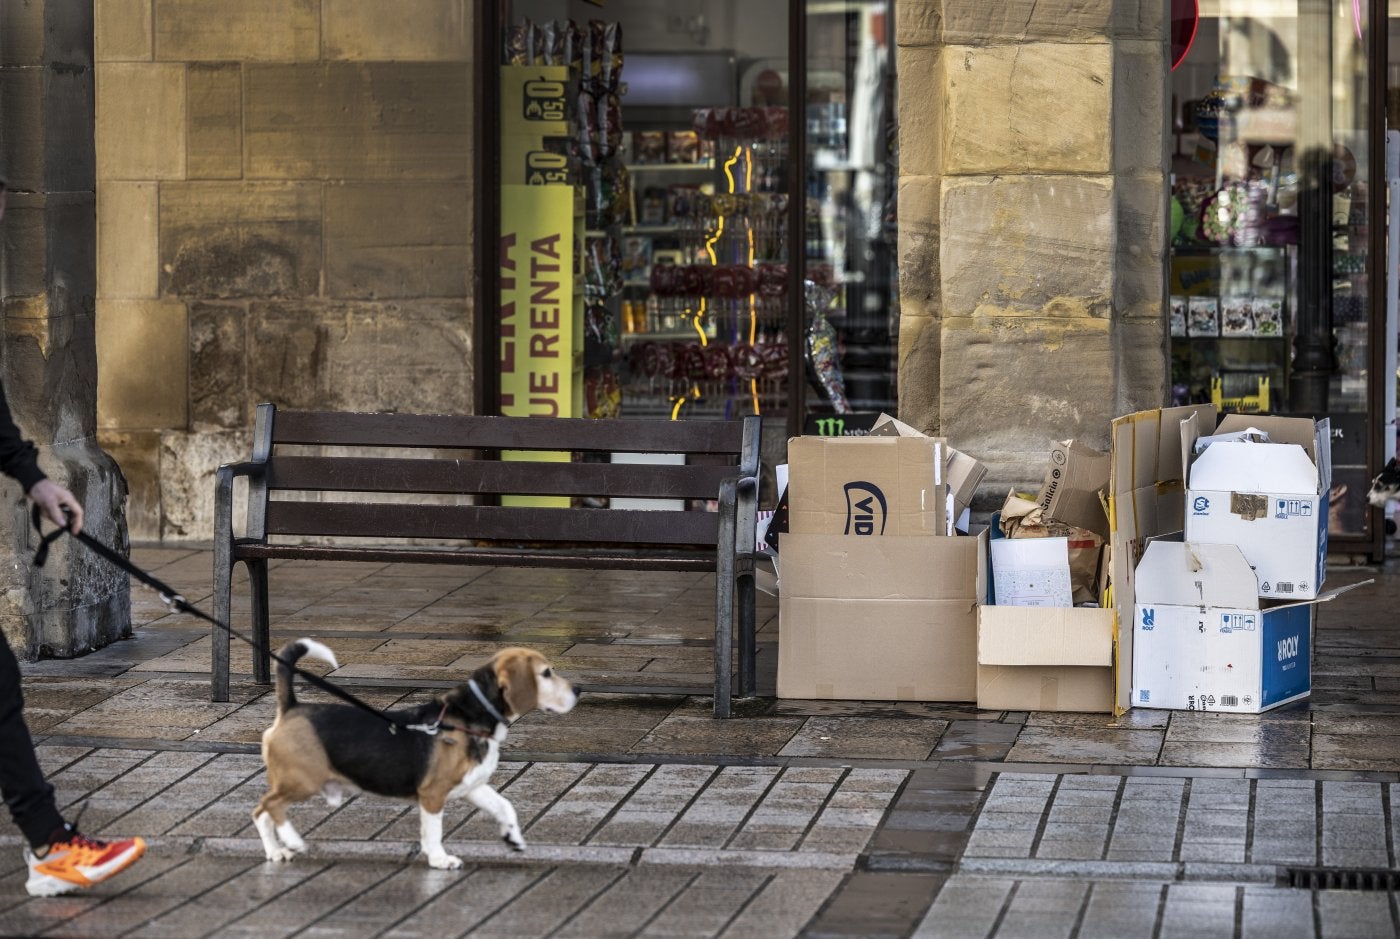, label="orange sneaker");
[24,832,147,897]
